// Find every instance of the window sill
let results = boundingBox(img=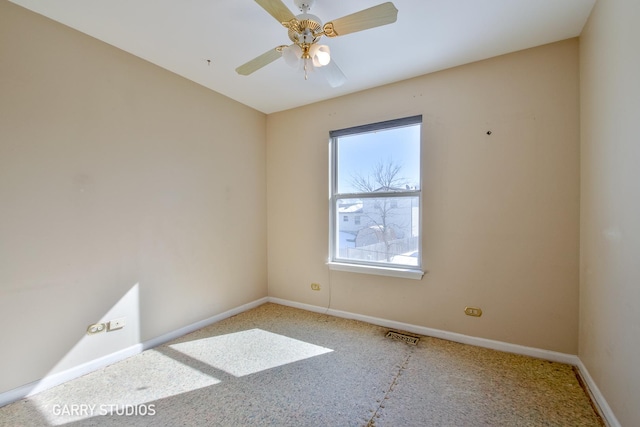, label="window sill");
[327,262,425,280]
